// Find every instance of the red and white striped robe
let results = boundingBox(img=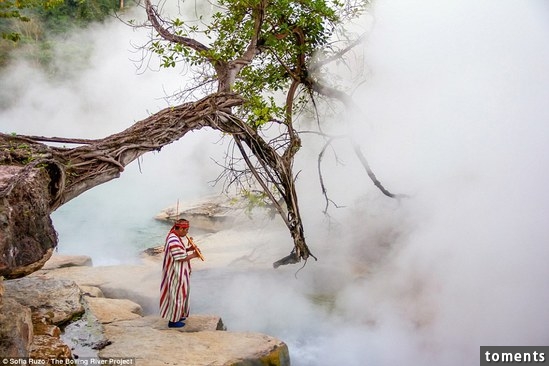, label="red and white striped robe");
[159,232,191,322]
